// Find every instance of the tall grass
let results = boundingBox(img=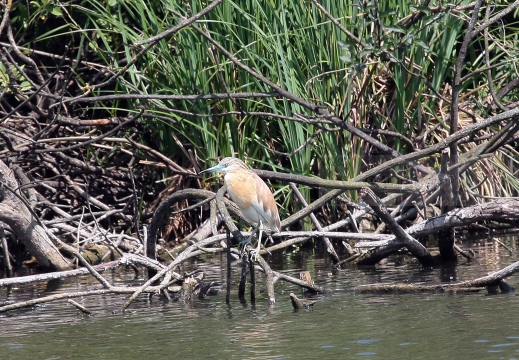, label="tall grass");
[8,0,519,219]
